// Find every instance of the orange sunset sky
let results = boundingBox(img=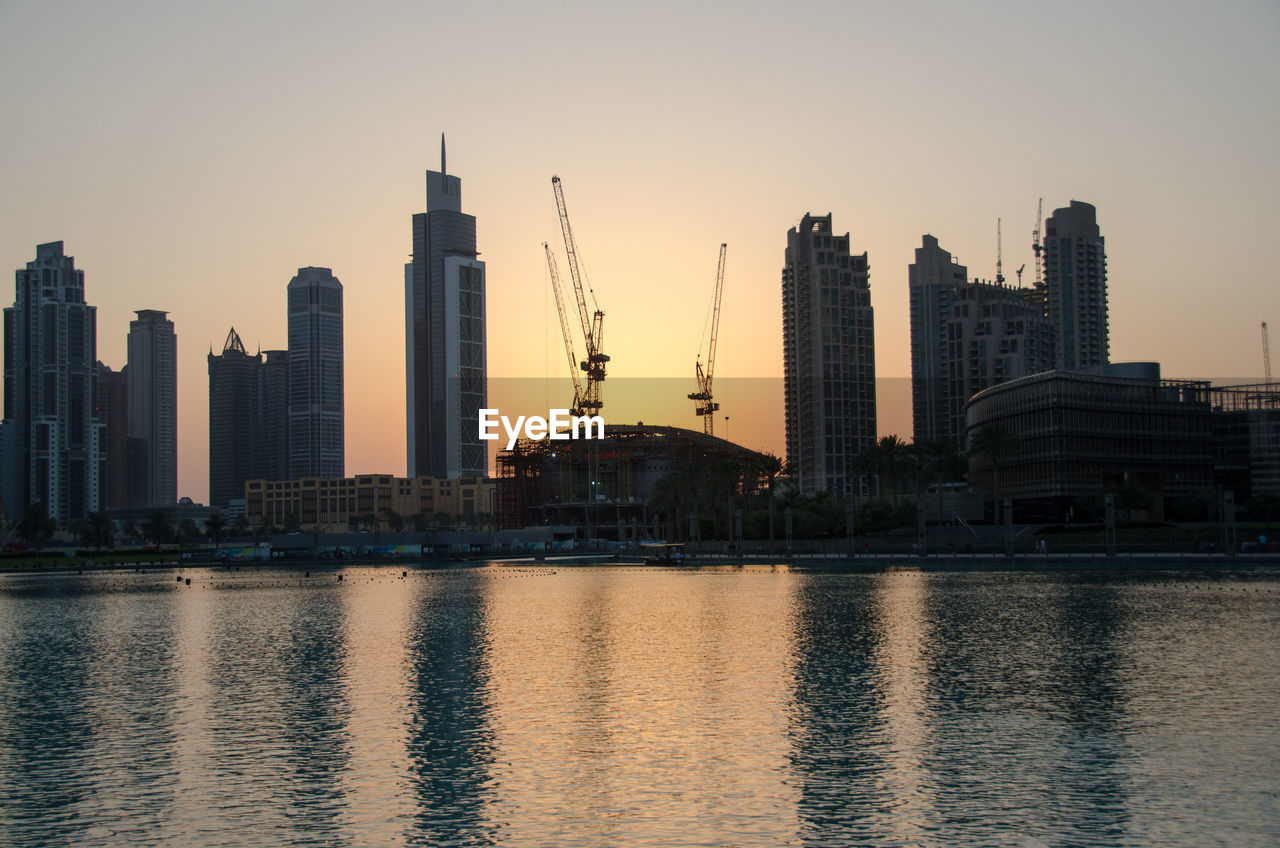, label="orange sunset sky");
[2,1,1278,503]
